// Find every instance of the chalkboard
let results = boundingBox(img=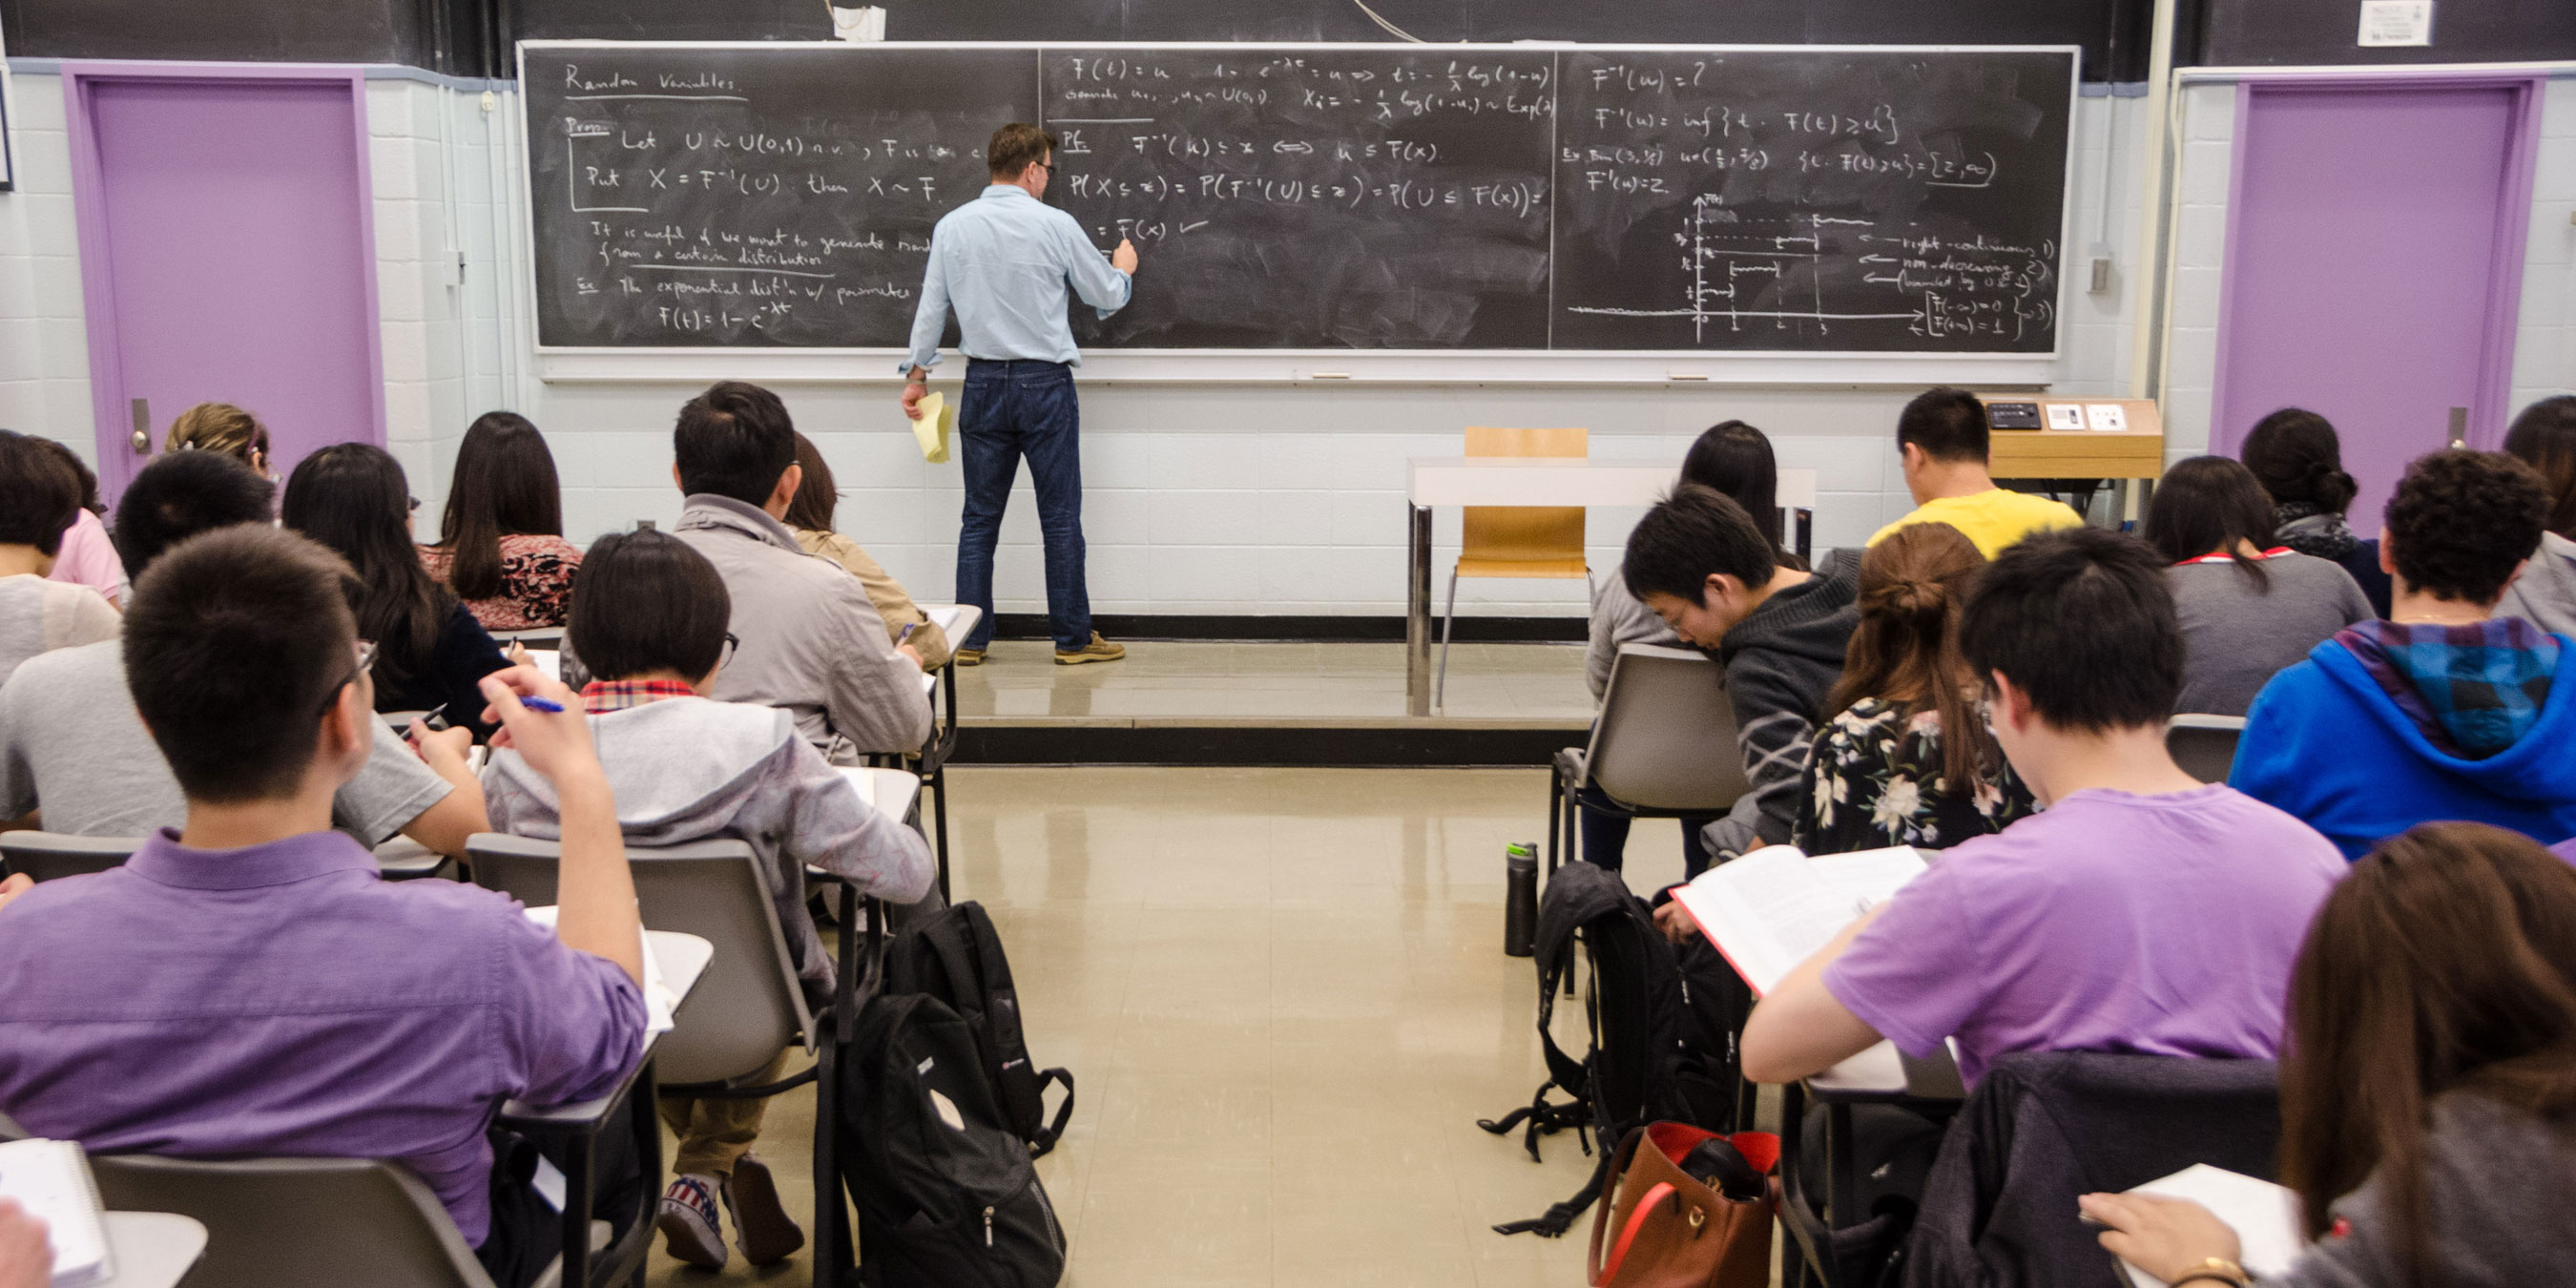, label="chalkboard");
[520,42,2075,356]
